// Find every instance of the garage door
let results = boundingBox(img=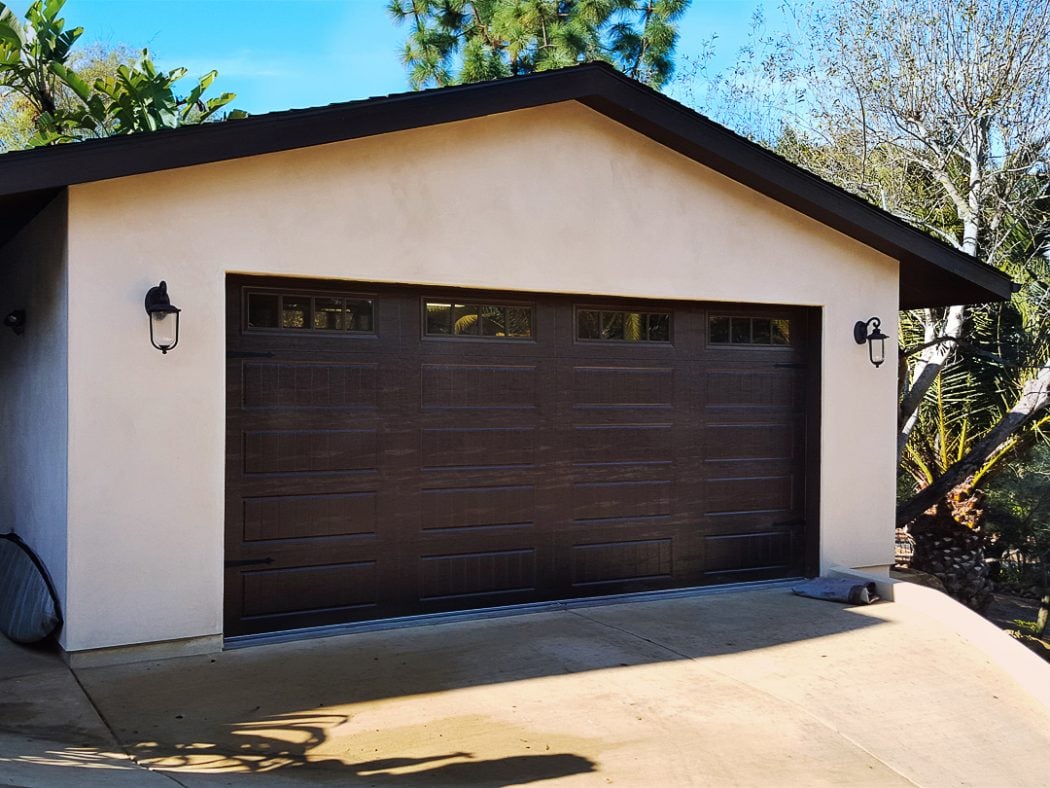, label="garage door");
[225,277,817,637]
